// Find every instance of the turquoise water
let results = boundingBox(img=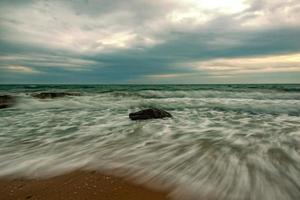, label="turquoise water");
[1,84,300,200]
